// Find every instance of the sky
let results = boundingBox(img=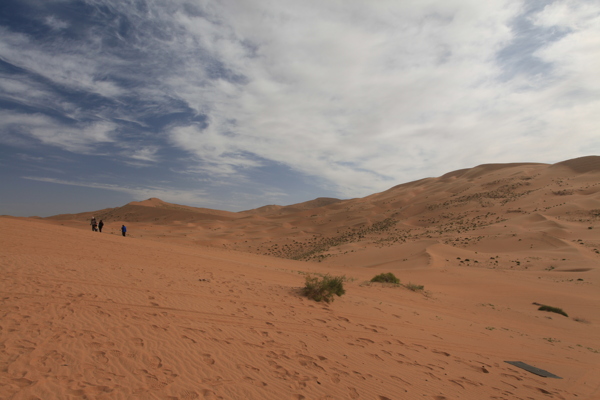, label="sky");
[1,0,599,217]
